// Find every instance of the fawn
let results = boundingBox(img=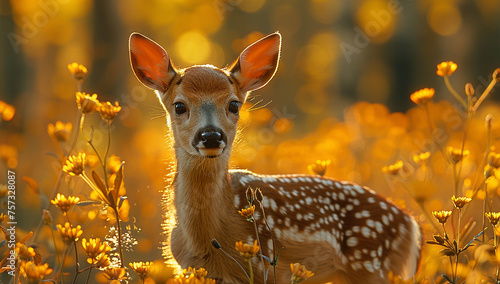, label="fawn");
[129,32,422,283]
